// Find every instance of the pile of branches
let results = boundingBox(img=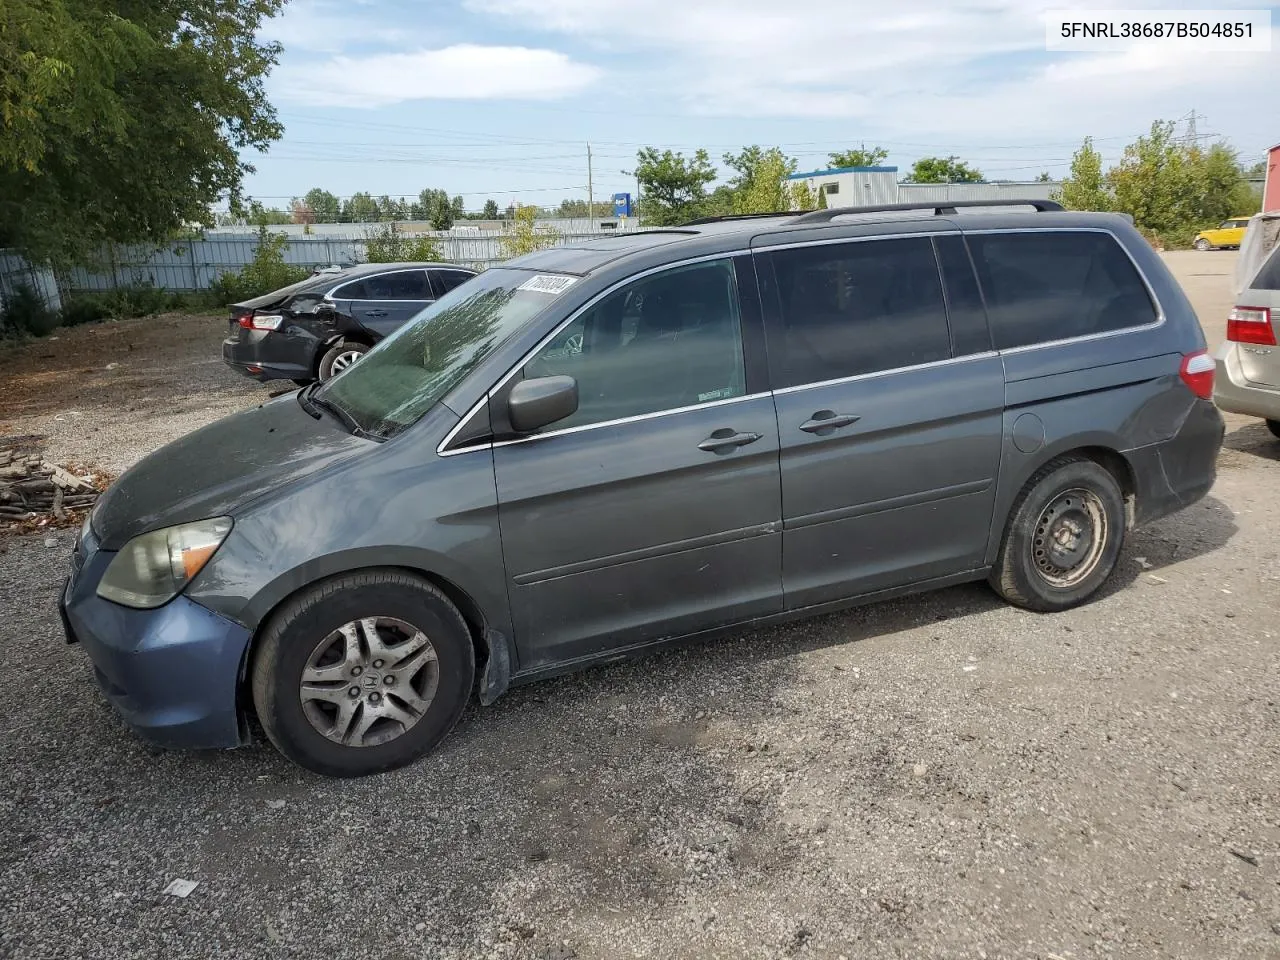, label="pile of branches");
[0,446,102,524]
